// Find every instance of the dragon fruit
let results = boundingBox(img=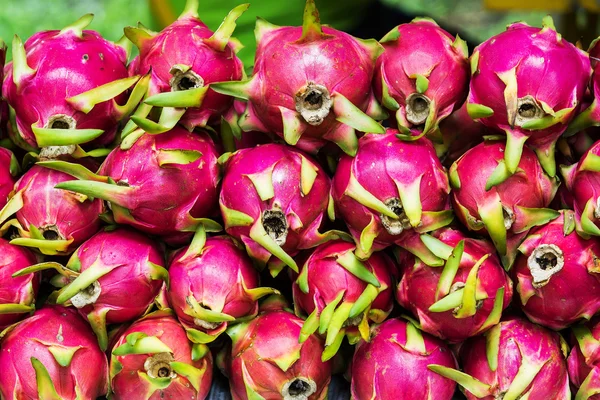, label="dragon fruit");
[450,140,559,267]
[48,126,220,244]
[0,305,109,399]
[430,317,571,399]
[567,318,600,399]
[14,227,167,350]
[561,139,600,237]
[513,210,600,330]
[220,143,346,275]
[0,147,19,209]
[351,317,457,400]
[168,227,278,344]
[292,240,397,360]
[123,0,247,135]
[0,162,103,255]
[0,238,40,330]
[292,239,396,360]
[332,129,452,261]
[466,17,591,177]
[211,0,386,156]
[373,18,469,137]
[222,295,332,400]
[567,37,600,136]
[397,228,513,343]
[2,14,146,155]
[109,310,213,399]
